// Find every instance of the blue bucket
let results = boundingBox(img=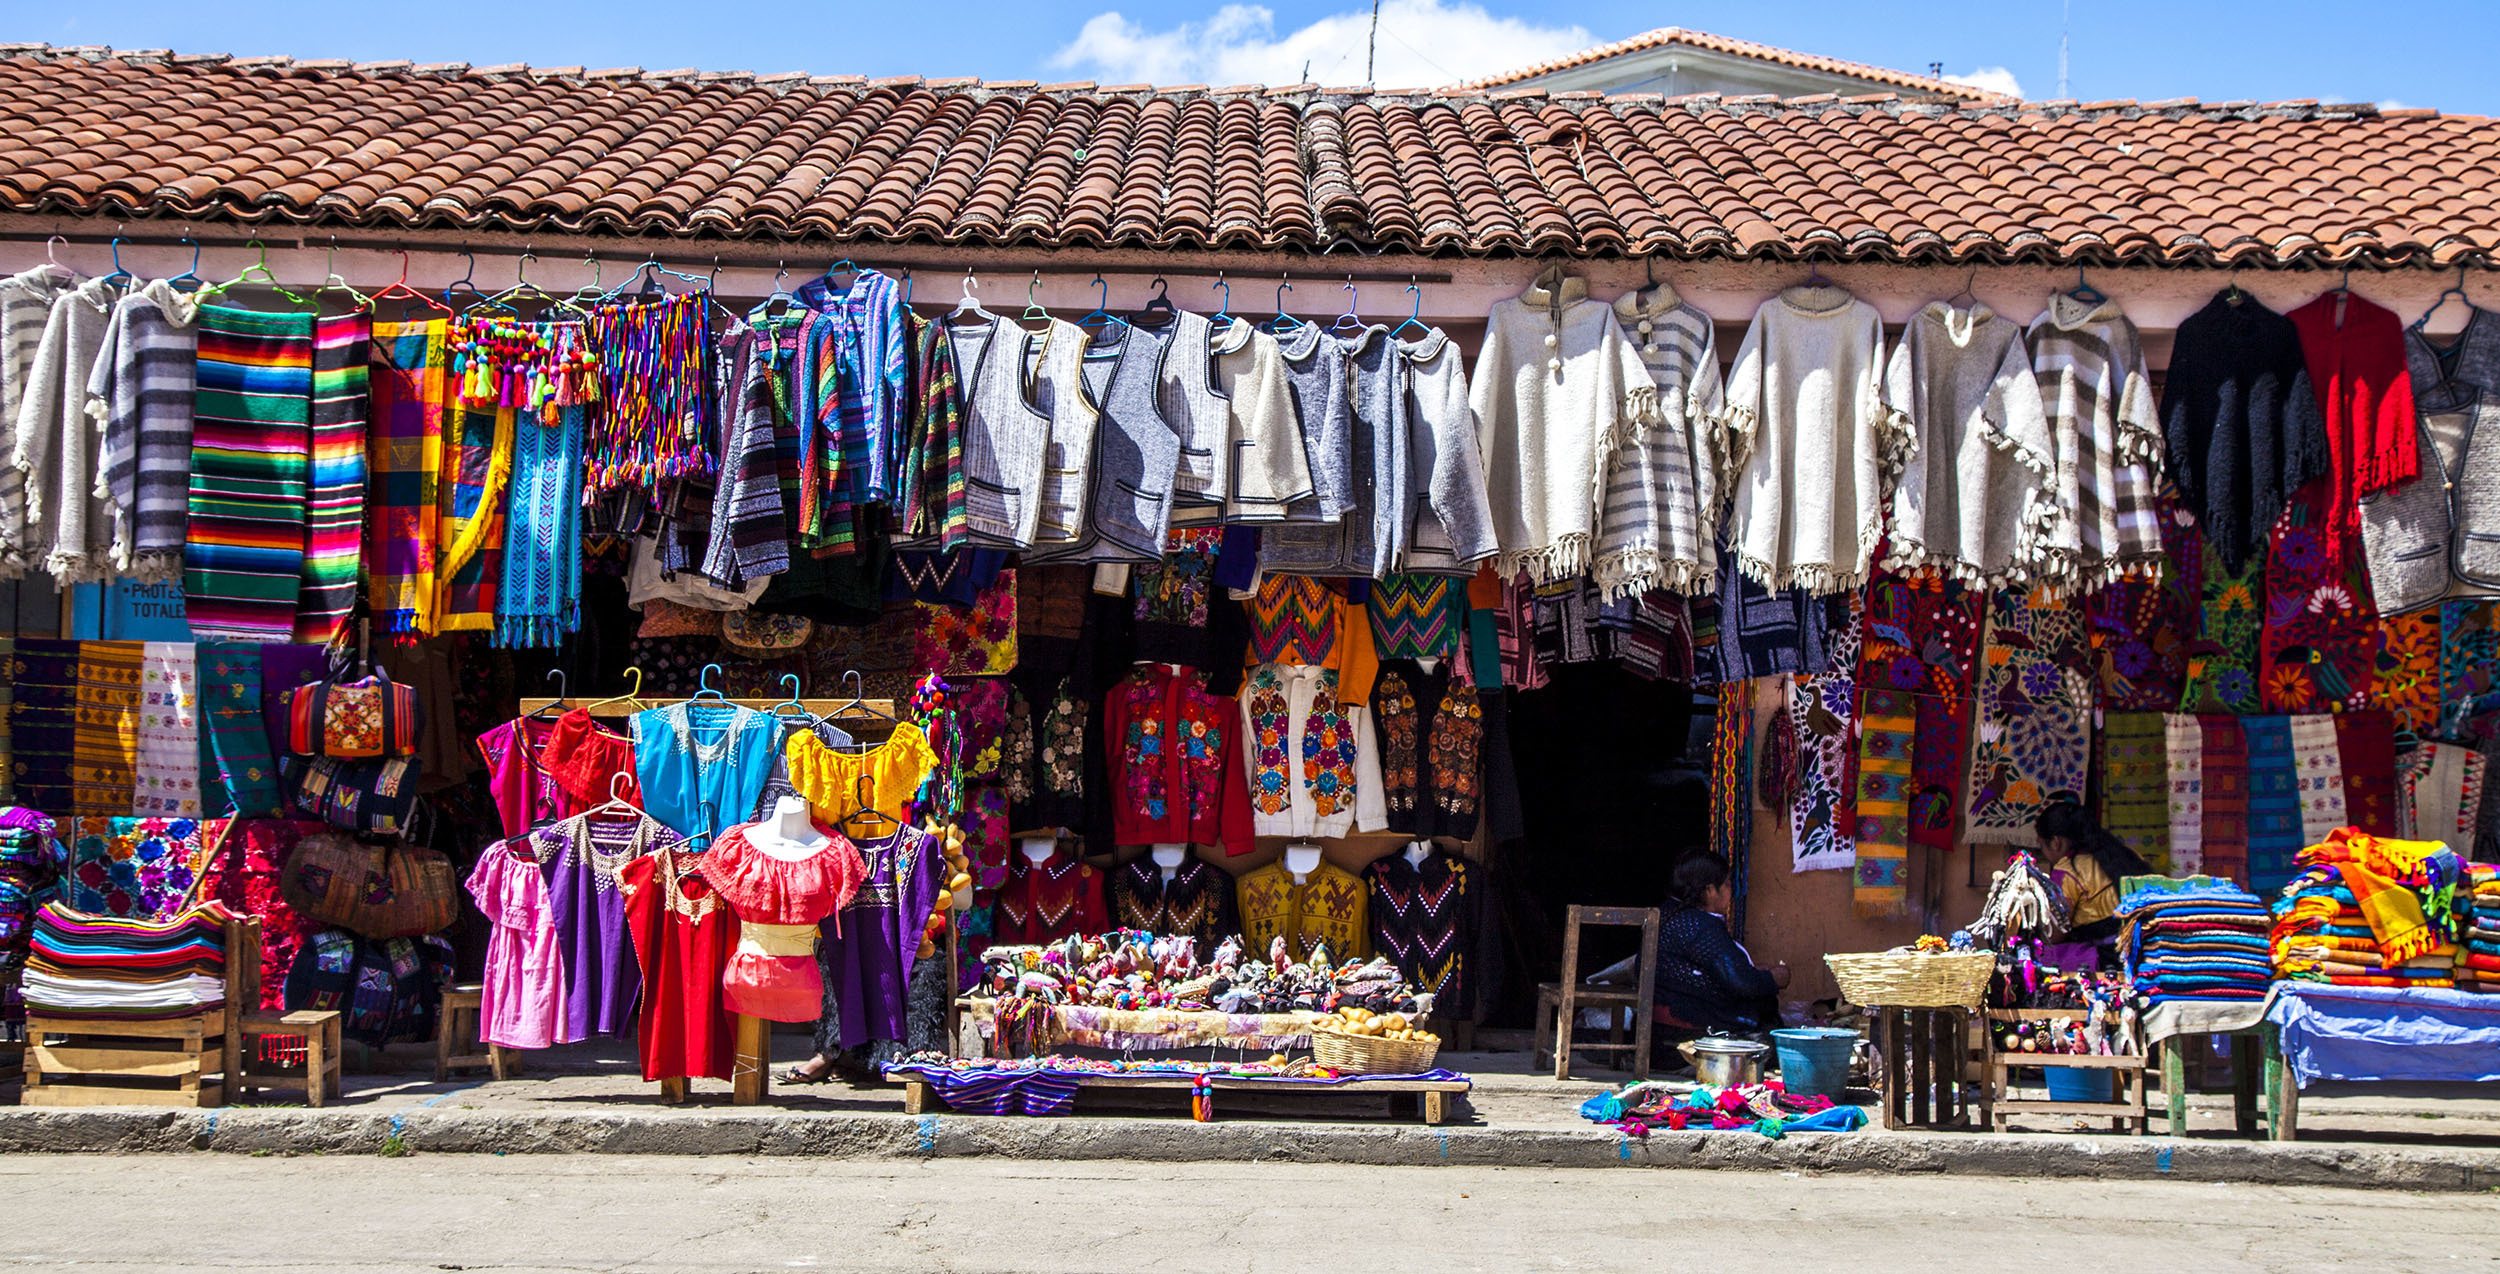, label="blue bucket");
[2043,1066,2115,1102]
[1770,1027,1858,1099]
